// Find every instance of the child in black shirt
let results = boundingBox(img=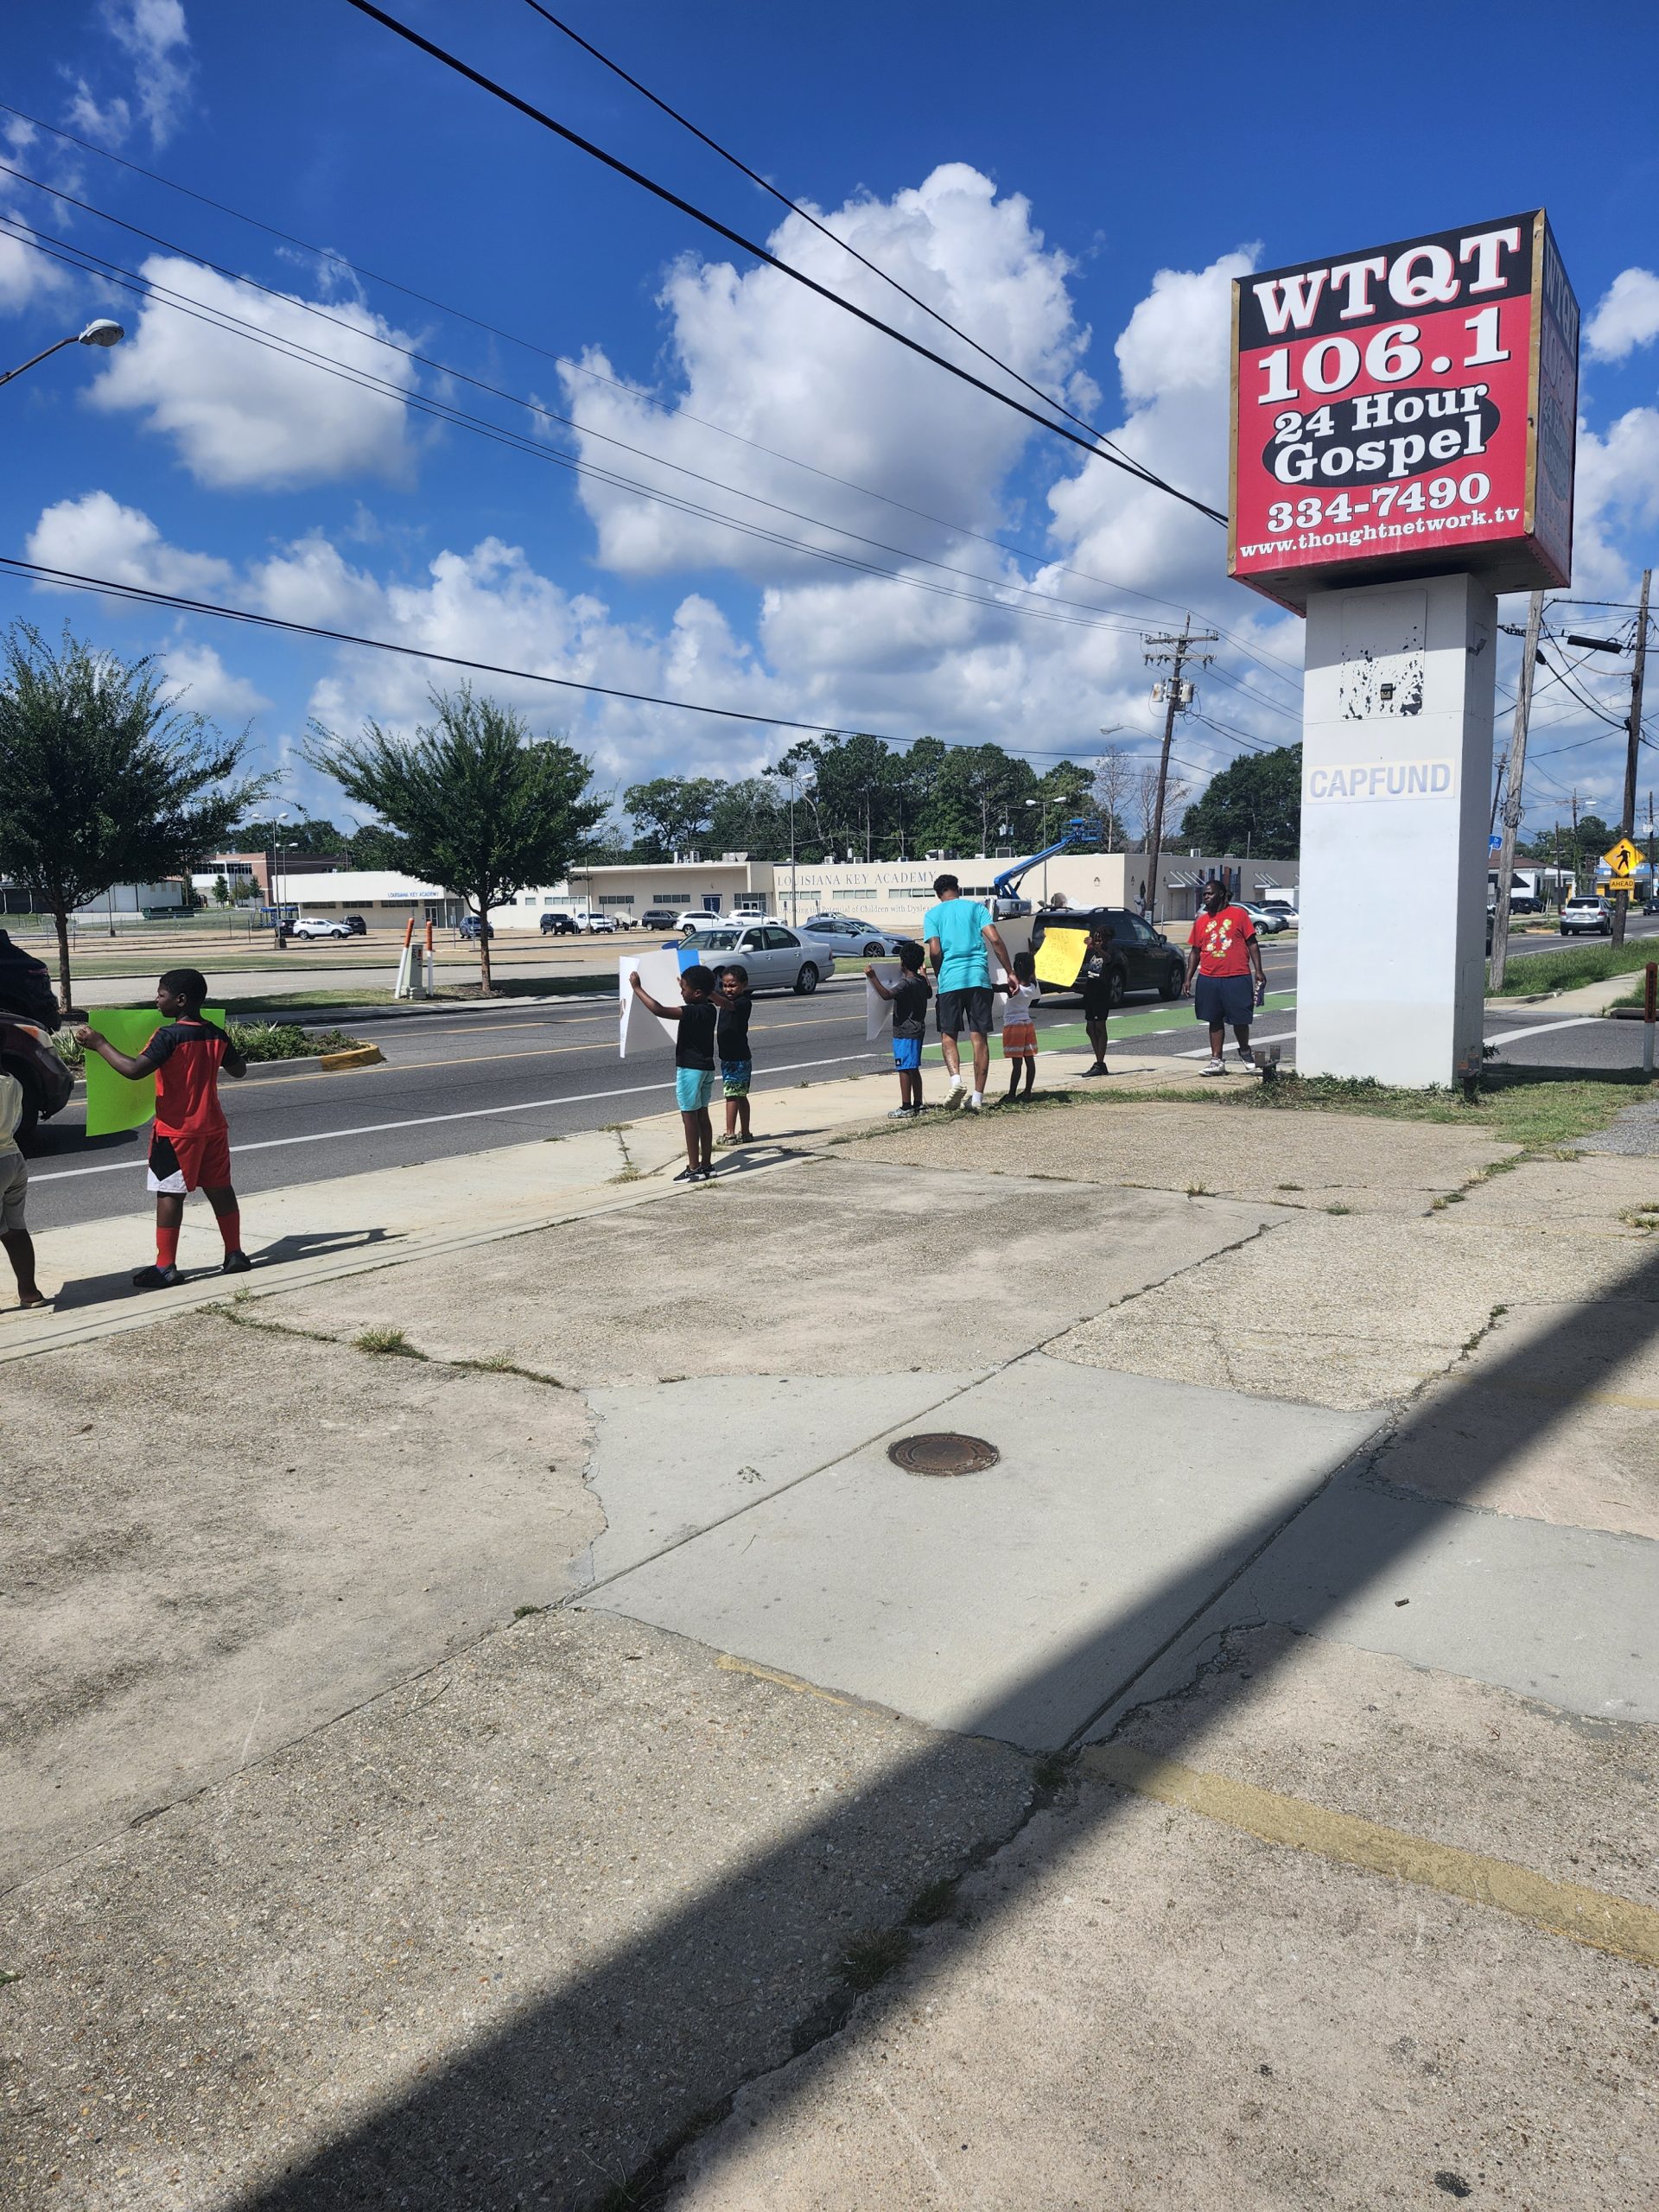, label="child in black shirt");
[715,964,755,1147]
[866,941,932,1116]
[629,962,719,1181]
